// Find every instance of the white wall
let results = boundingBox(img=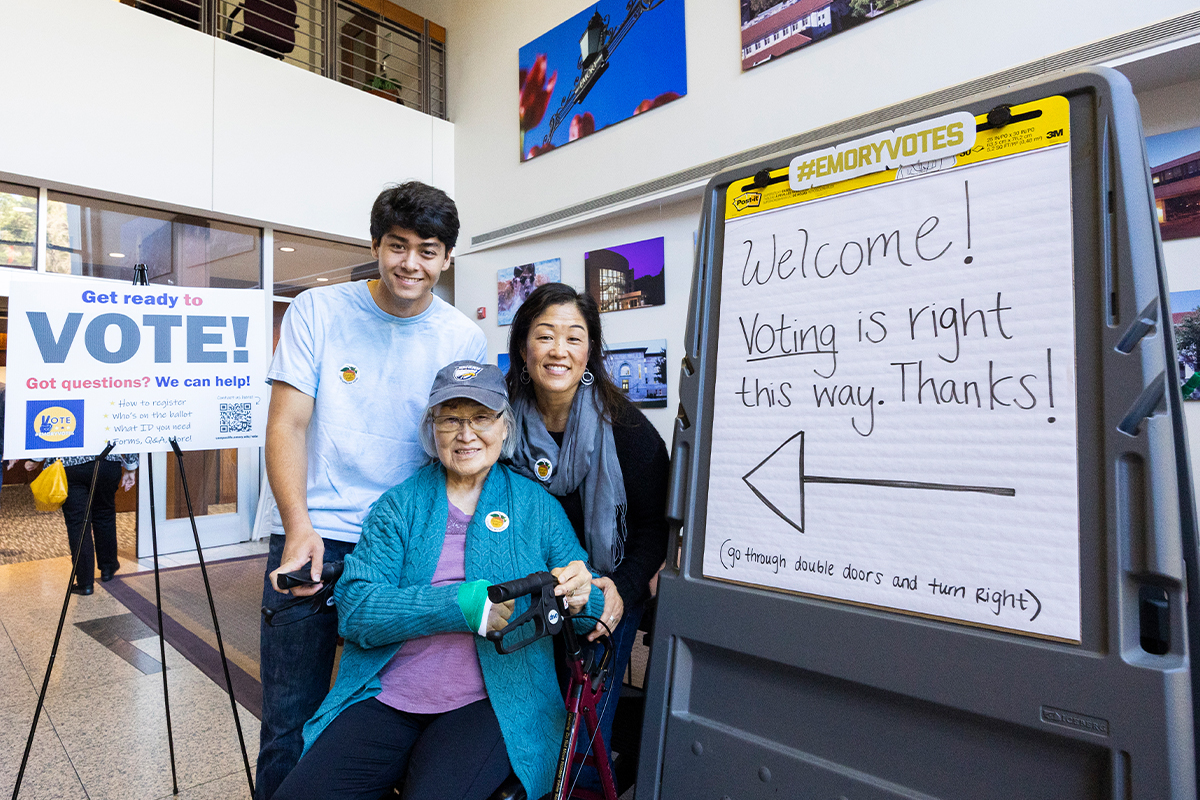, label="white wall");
[1133,72,1200,501]
[453,197,700,440]
[0,0,454,241]
[440,0,1200,444]
[442,0,1198,244]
